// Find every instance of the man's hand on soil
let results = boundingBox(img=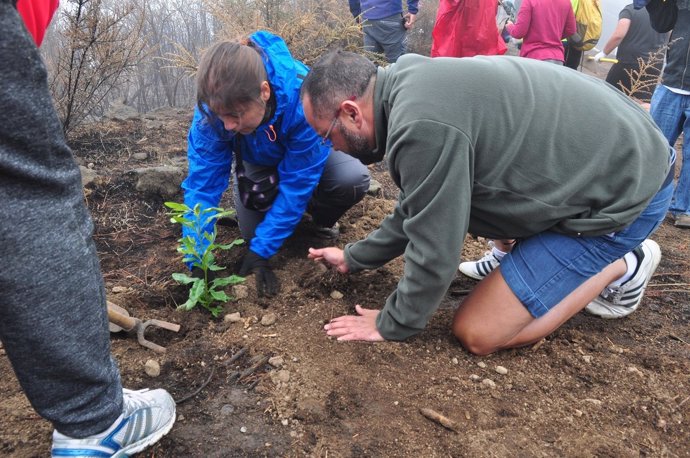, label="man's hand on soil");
[308,247,349,273]
[324,304,384,342]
